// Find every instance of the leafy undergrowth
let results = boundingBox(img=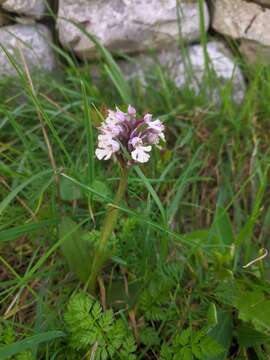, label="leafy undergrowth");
[1,42,270,359]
